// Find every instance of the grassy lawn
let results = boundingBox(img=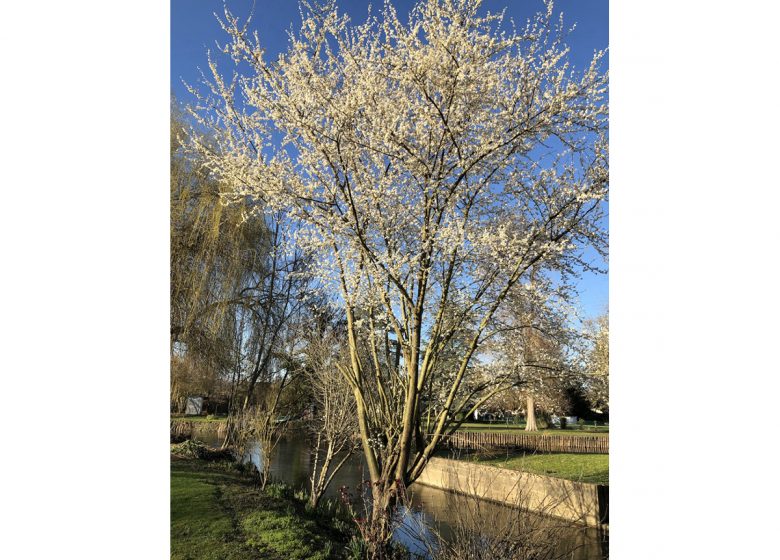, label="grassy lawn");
[171,457,348,560]
[455,422,609,436]
[463,451,609,485]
